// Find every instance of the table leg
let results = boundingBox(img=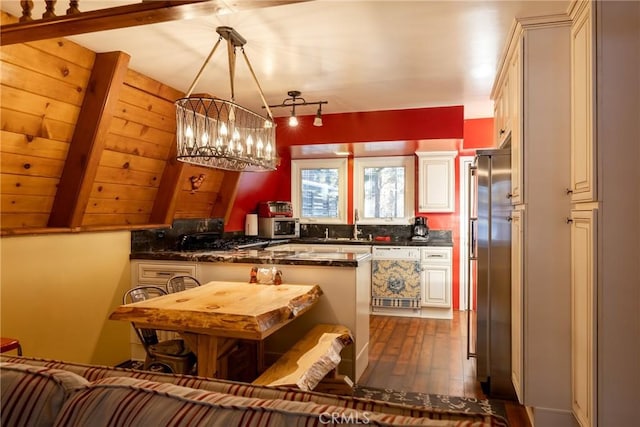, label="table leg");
[257,340,265,374]
[182,333,218,378]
